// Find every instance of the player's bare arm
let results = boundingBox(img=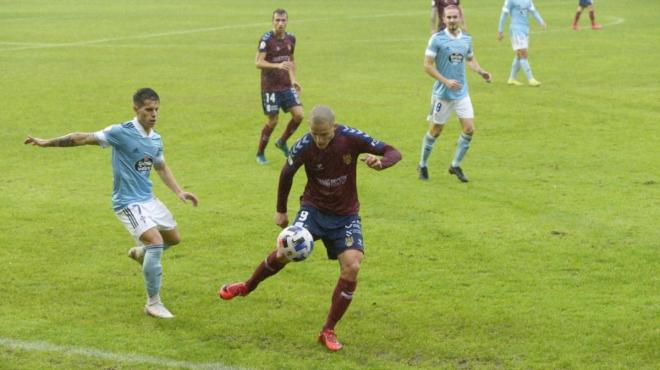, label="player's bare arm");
[288,56,302,92]
[424,55,461,90]
[274,212,288,228]
[467,56,492,82]
[154,161,199,207]
[24,132,98,147]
